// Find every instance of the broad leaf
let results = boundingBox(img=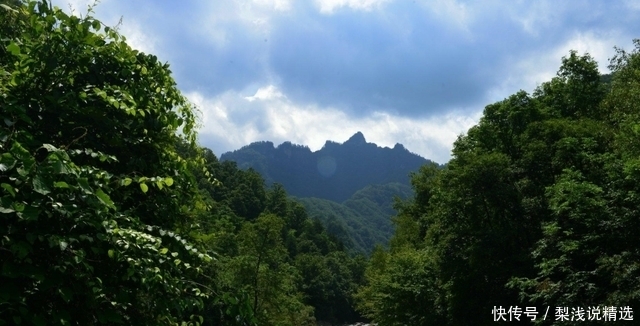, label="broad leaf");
[52,159,74,175]
[32,175,52,195]
[95,188,116,210]
[0,153,17,171]
[17,205,39,221]
[6,42,21,56]
[54,181,69,188]
[77,178,93,194]
[1,183,16,197]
